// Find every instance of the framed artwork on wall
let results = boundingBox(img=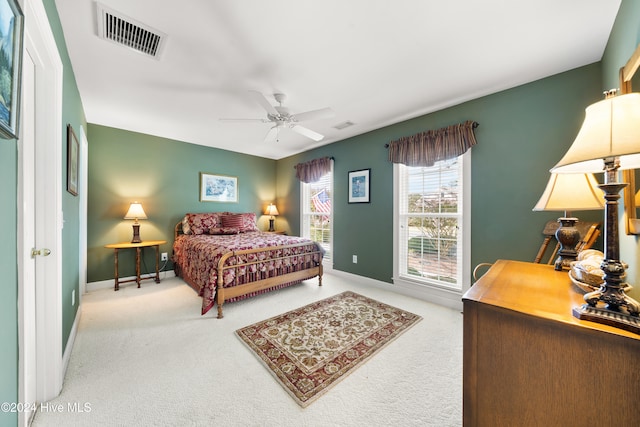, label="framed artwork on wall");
[0,0,24,139]
[348,168,370,203]
[66,124,79,196]
[200,172,238,202]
